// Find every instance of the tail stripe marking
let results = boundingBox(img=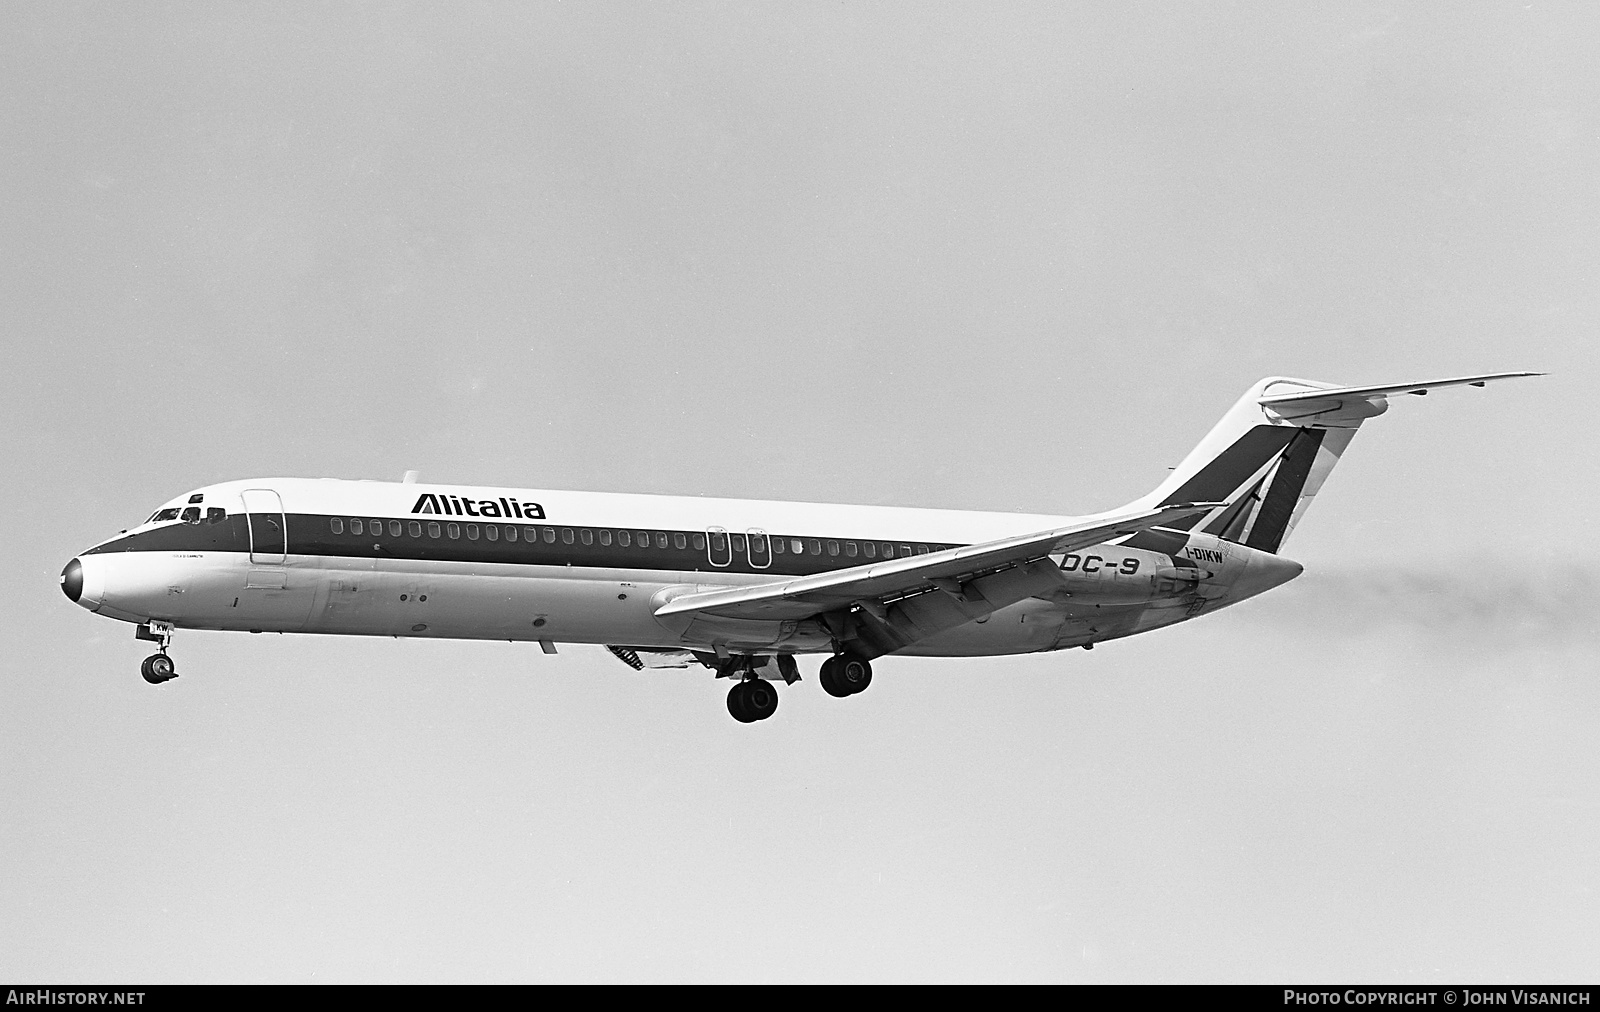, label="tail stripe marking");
[1204,476,1264,541]
[1244,428,1326,553]
[1160,425,1297,530]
